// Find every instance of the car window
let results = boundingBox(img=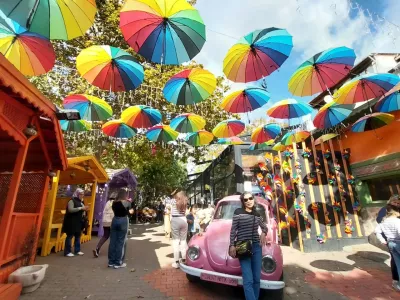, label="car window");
[214,201,267,220]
